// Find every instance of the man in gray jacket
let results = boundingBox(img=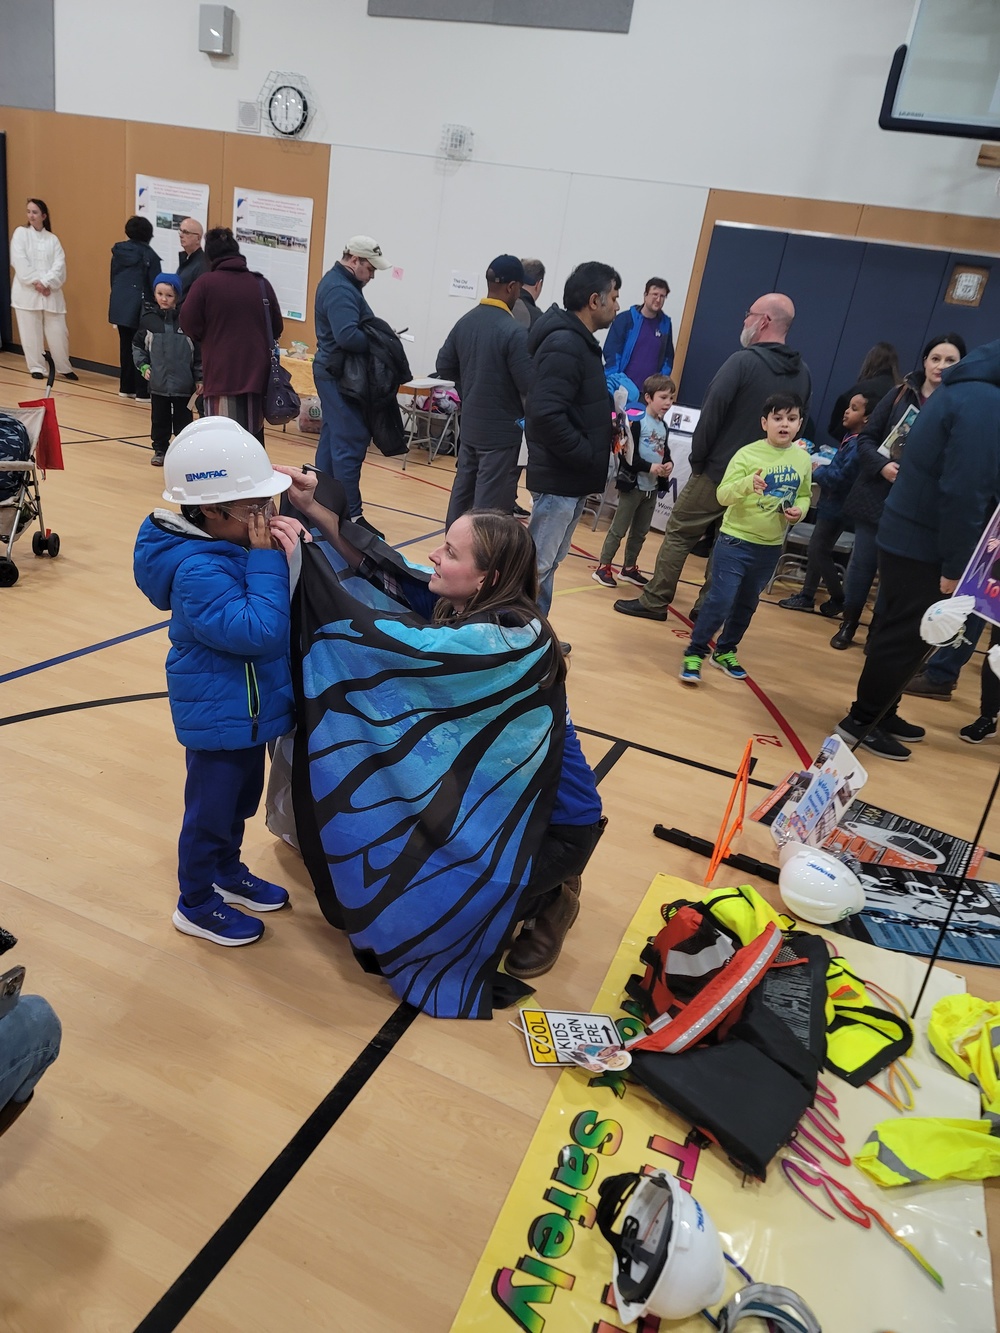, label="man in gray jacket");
[615,293,811,620]
[437,255,534,527]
